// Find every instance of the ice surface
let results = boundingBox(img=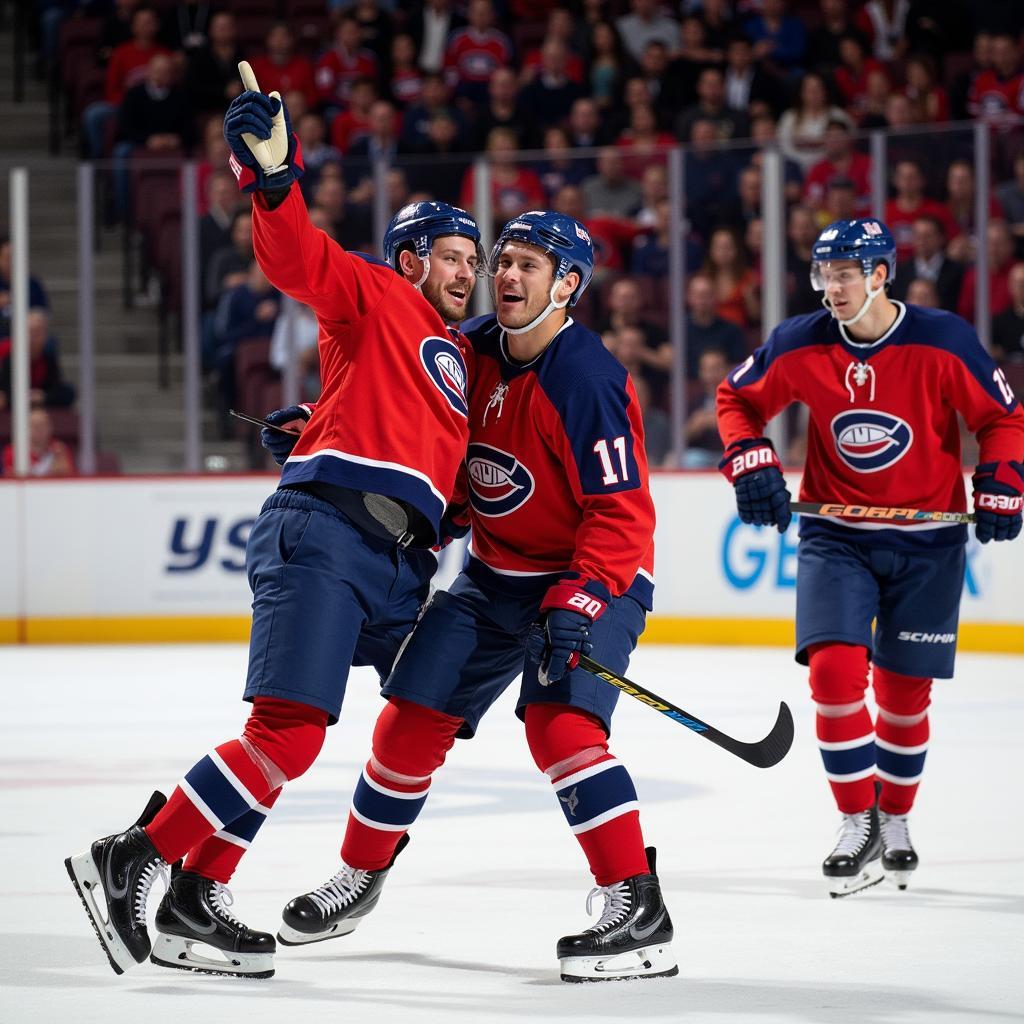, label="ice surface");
[1,644,1021,1023]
